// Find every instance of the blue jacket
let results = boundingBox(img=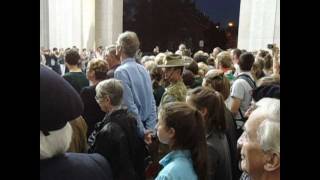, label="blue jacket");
[156,150,197,180]
[114,58,157,137]
[40,153,113,180]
